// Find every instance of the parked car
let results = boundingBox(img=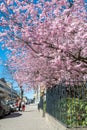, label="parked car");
[8,100,17,112]
[0,98,11,118]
